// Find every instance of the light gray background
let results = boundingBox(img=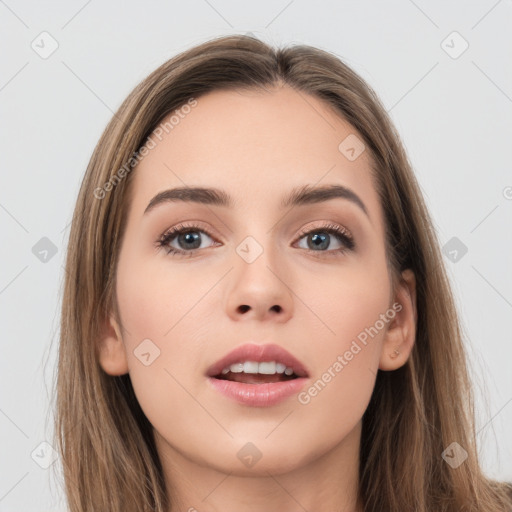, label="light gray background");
[1,0,511,510]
